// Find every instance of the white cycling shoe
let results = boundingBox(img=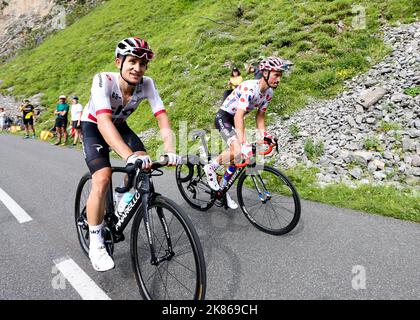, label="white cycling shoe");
[89,245,115,272]
[203,164,220,191]
[226,193,238,210]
